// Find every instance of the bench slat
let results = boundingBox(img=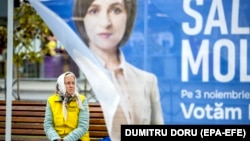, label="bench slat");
[89,125,107,131]
[0,128,108,137]
[0,111,45,117]
[0,128,45,135]
[0,123,43,129]
[0,123,107,131]
[89,131,109,137]
[0,111,104,118]
[0,116,105,125]
[0,106,103,112]
[0,100,46,105]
